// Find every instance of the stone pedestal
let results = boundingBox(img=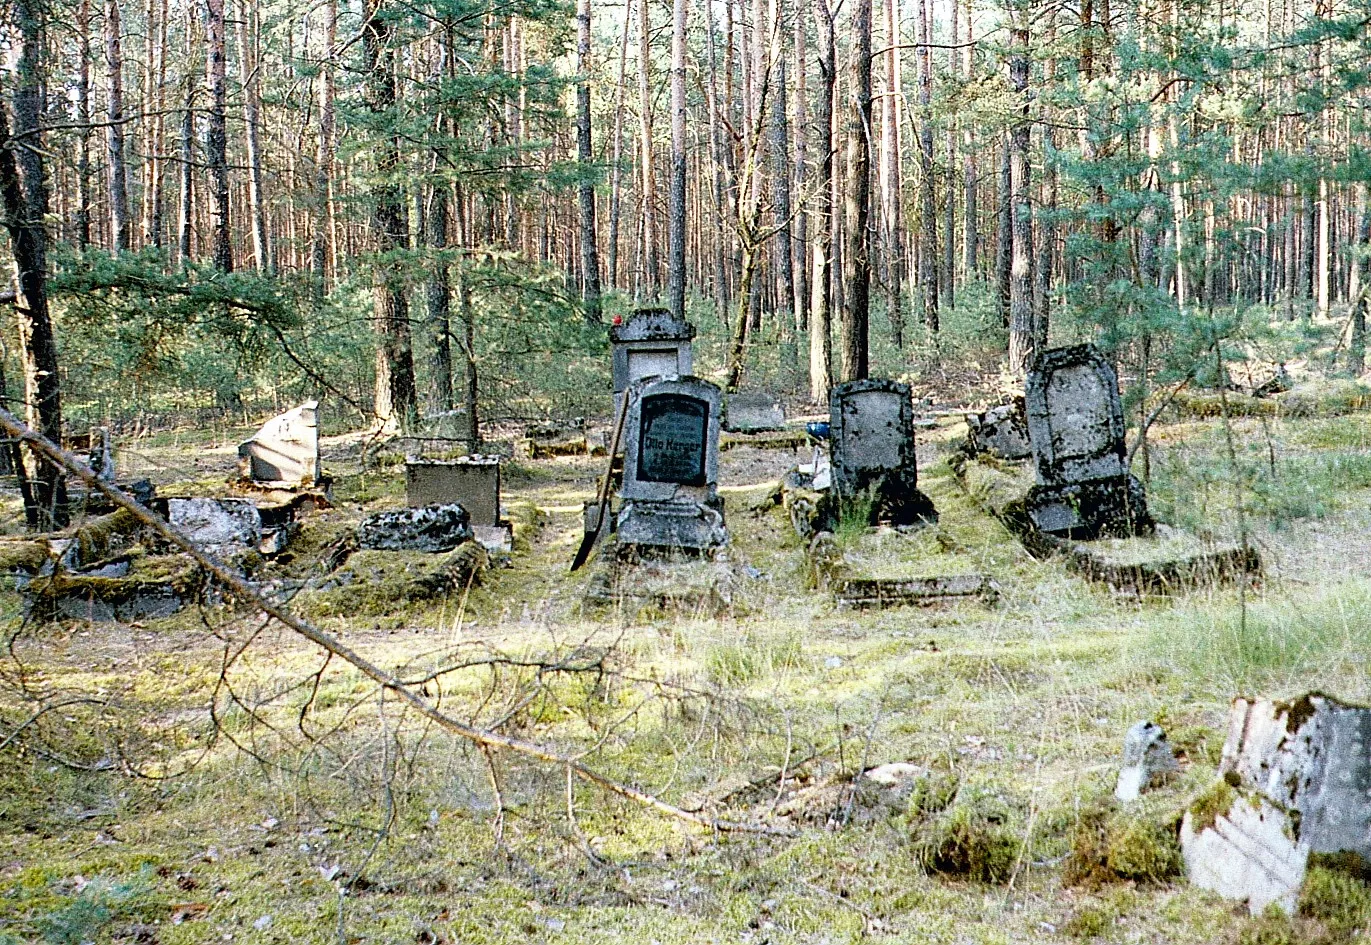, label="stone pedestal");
[404,456,501,527]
